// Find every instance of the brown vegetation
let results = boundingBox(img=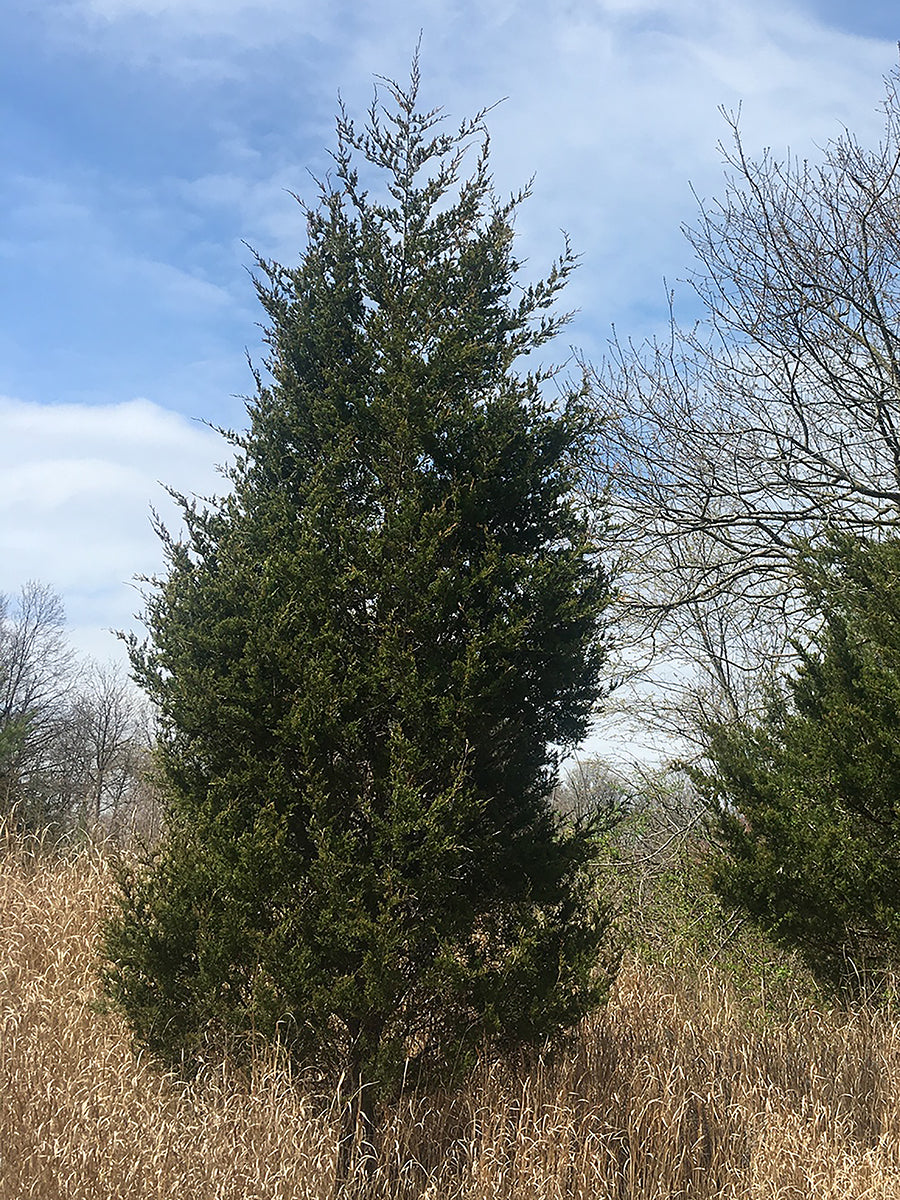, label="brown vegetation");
[3,832,900,1199]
